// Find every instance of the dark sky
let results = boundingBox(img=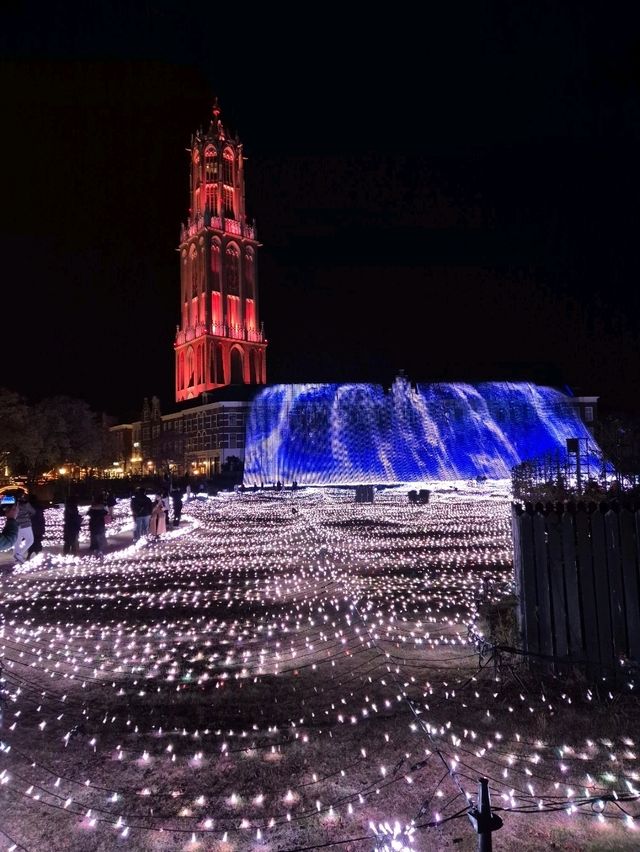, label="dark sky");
[3,2,640,421]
